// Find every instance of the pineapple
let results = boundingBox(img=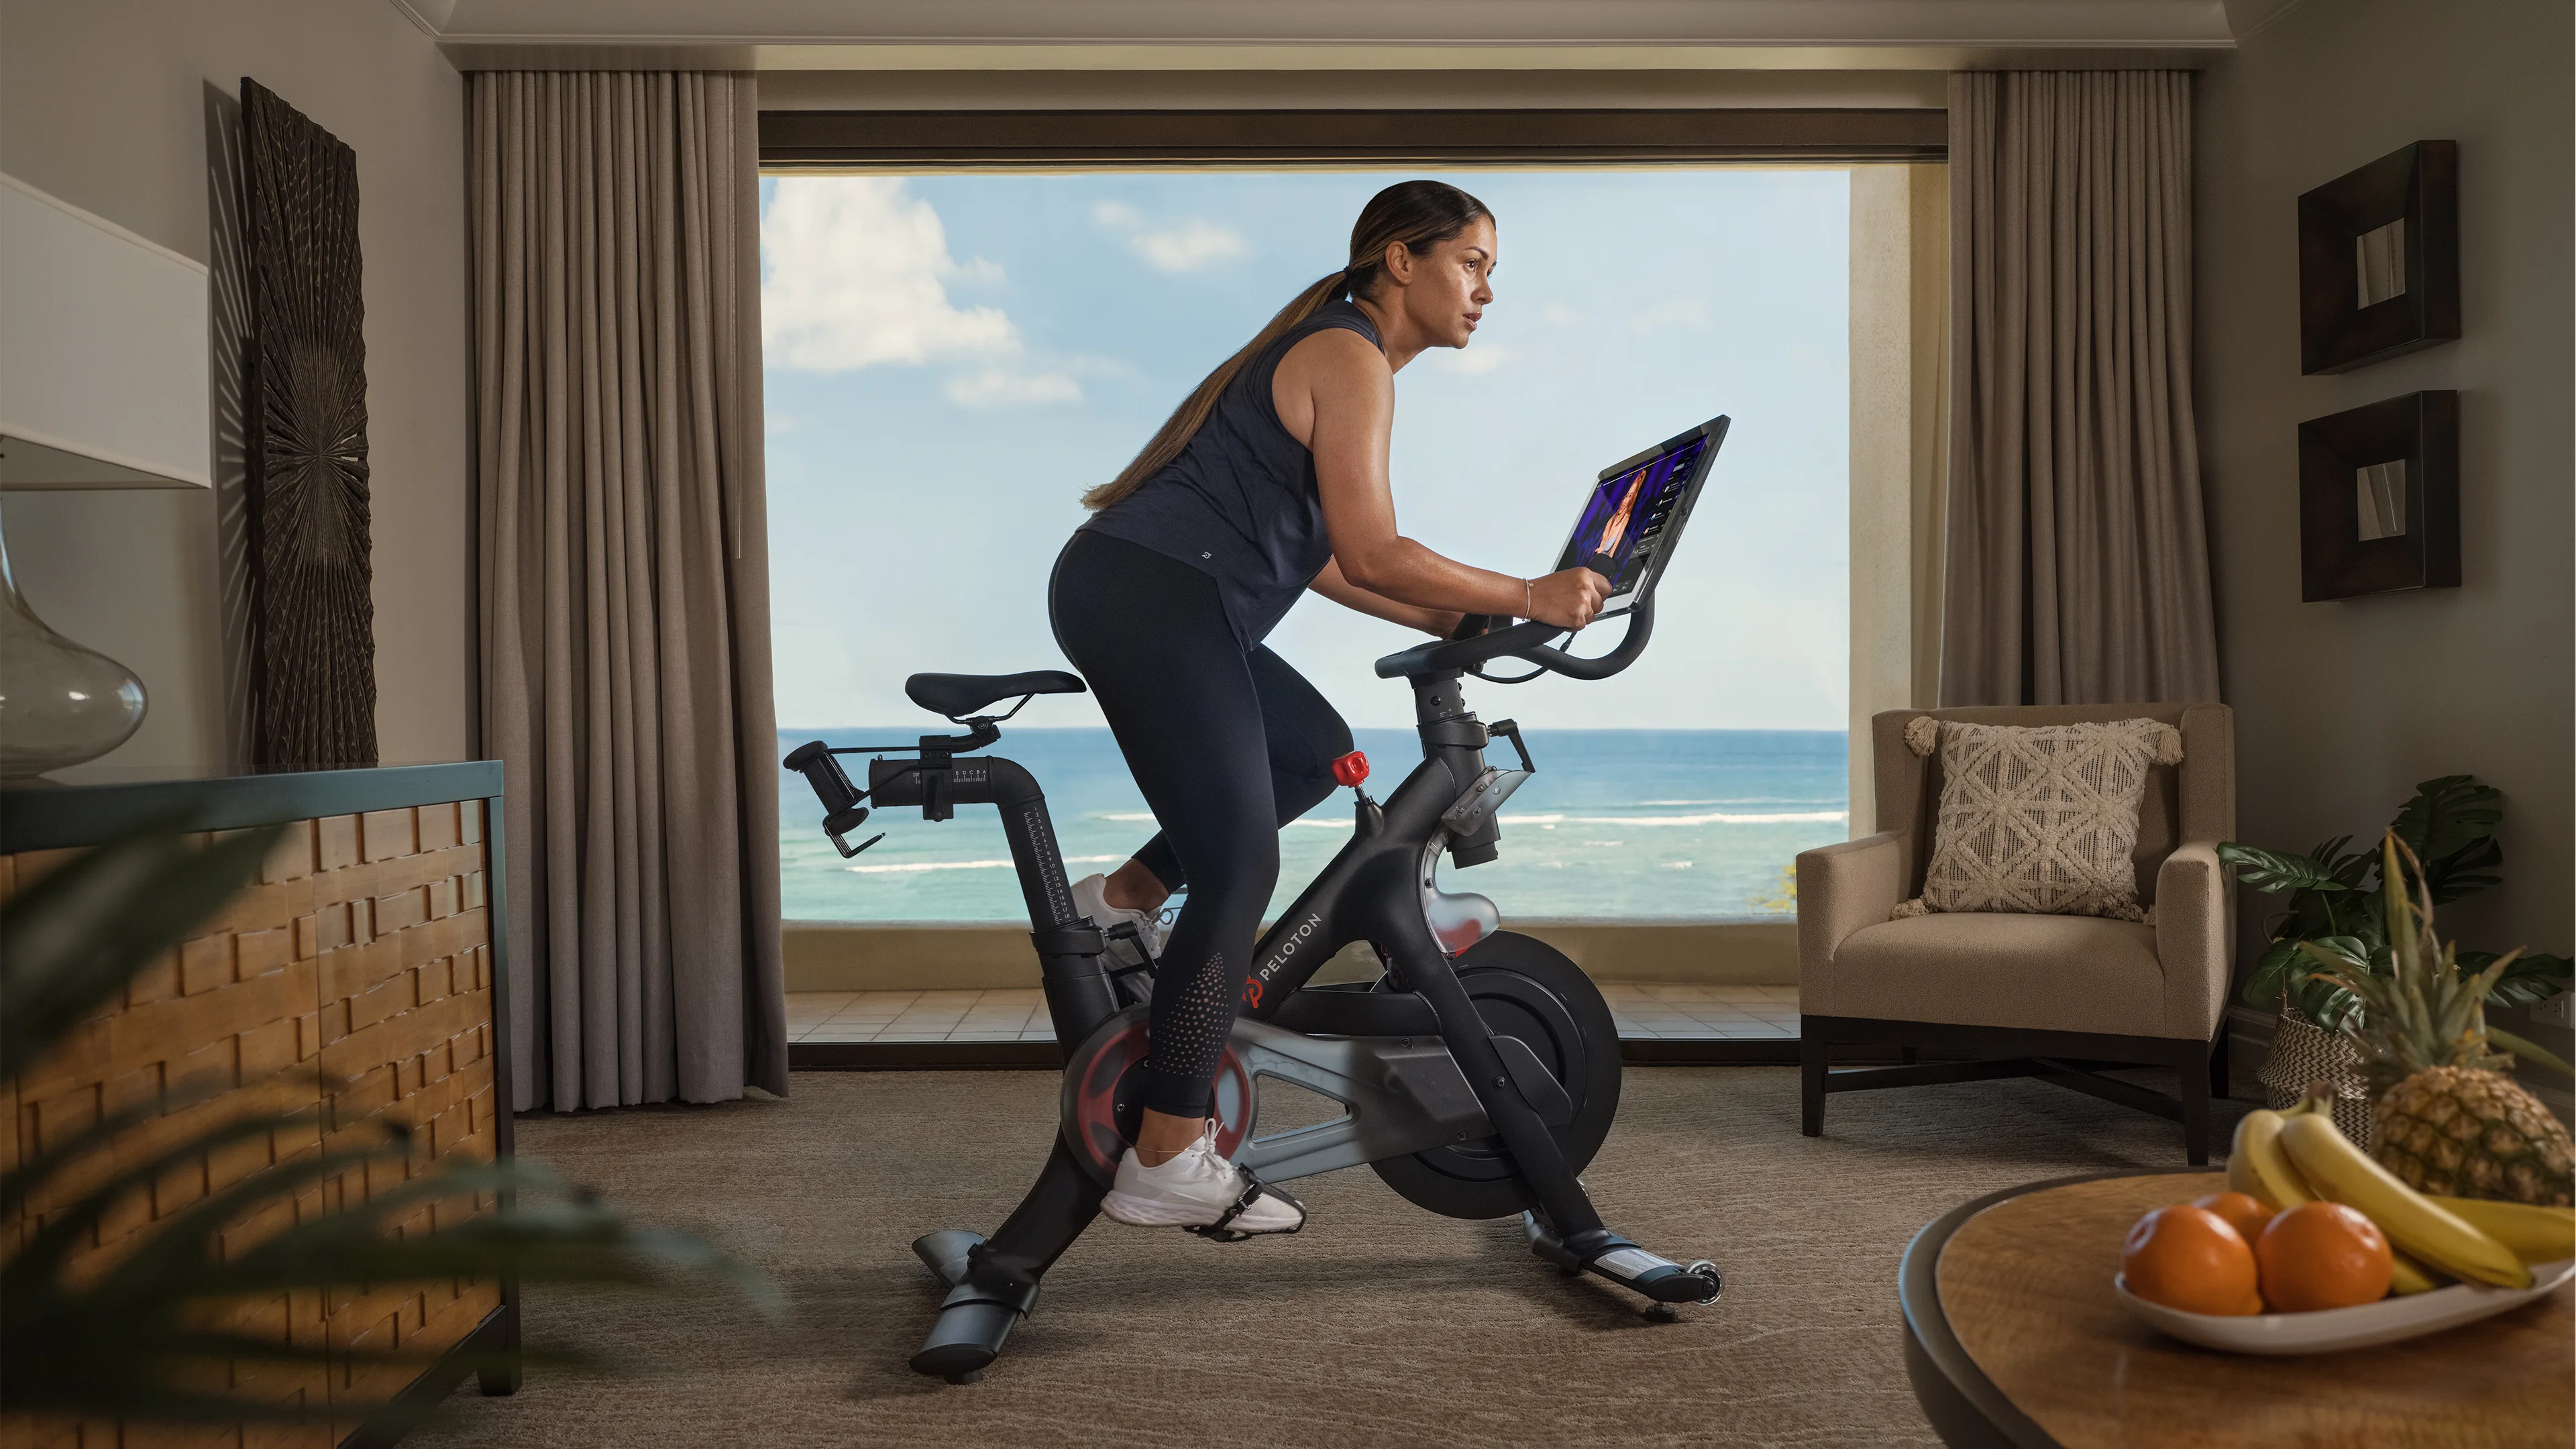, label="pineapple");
[2377,1066,2571,1203]
[2300,835,2574,1206]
